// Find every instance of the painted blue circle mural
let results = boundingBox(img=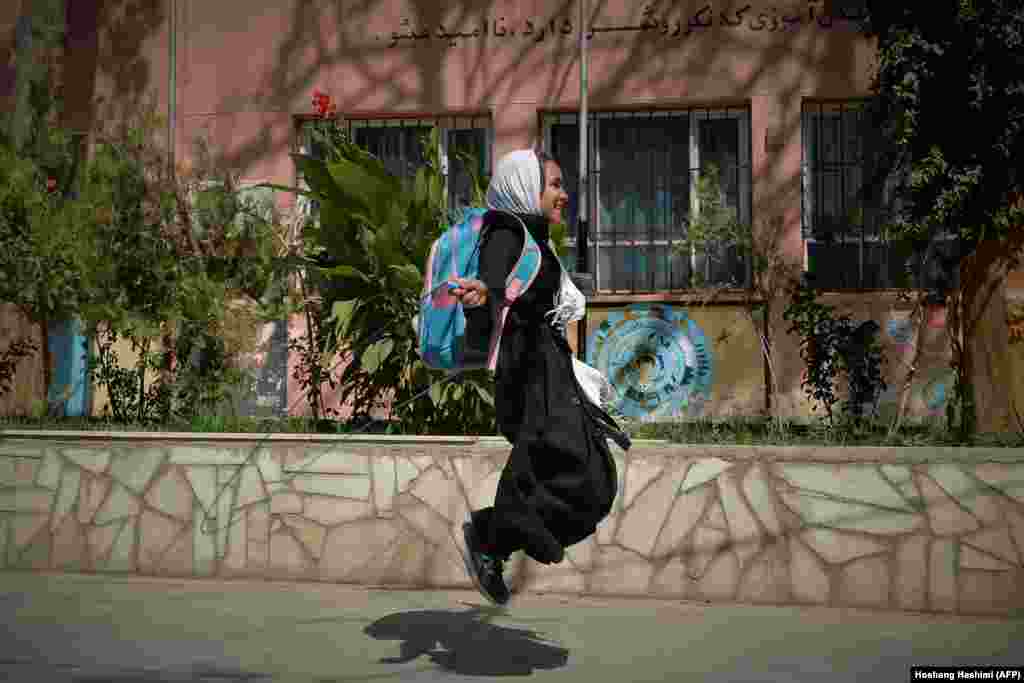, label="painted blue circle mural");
[586,304,713,419]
